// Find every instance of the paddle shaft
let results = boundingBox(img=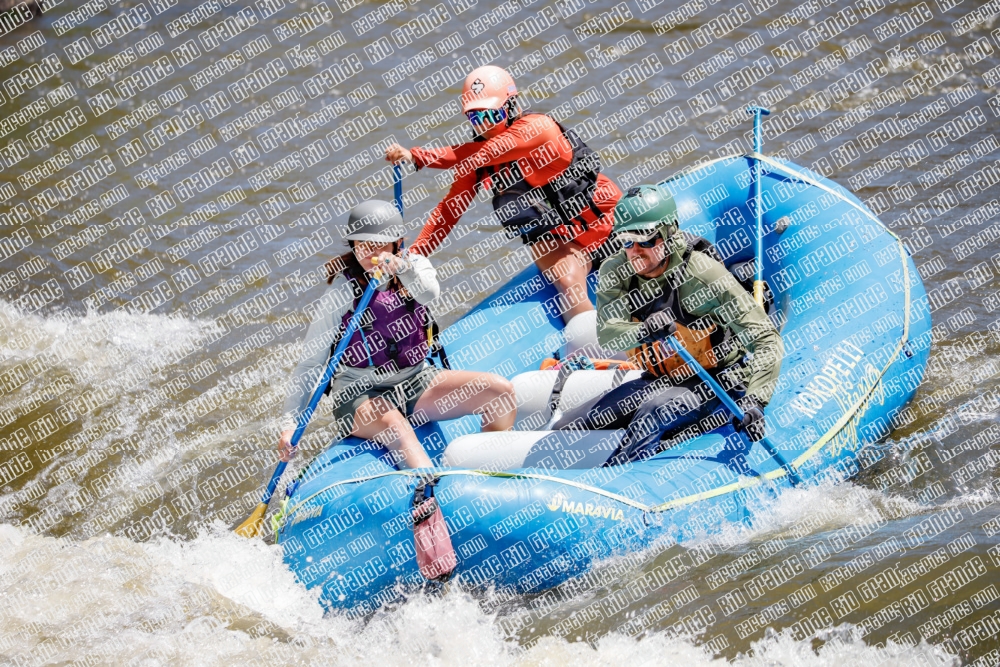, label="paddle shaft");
[257,277,382,508]
[257,168,405,510]
[747,105,770,308]
[393,164,403,215]
[237,171,408,537]
[662,335,802,486]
